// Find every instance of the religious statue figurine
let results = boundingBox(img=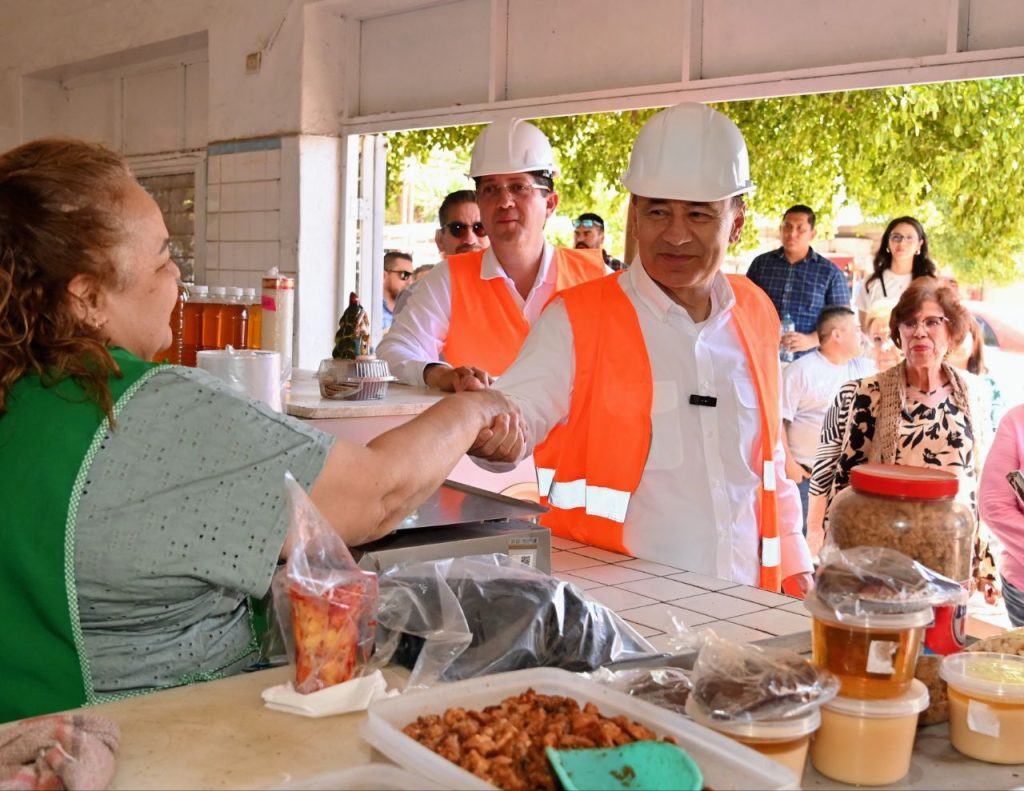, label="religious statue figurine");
[332,292,371,359]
